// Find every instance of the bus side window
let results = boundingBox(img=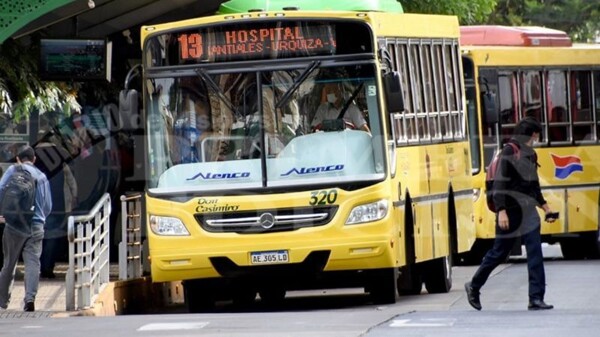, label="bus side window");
[548,106,568,142]
[595,71,600,140]
[571,71,594,142]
